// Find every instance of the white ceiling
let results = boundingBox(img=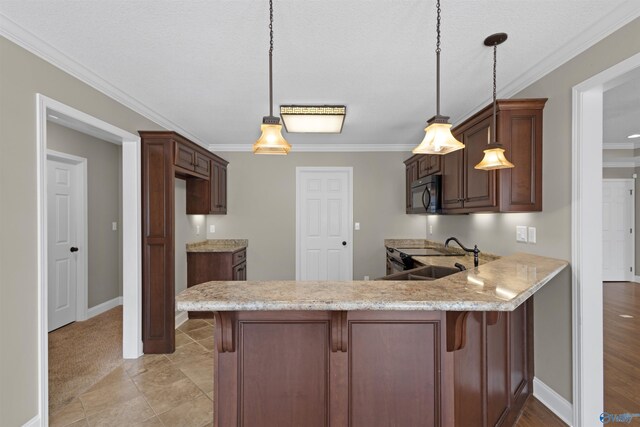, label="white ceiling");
[604,73,640,146]
[2,0,640,151]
